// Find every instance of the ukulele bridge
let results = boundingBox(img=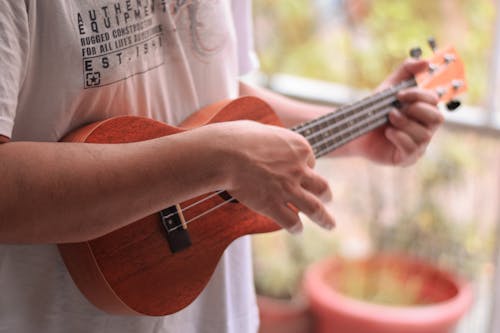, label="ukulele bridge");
[159,204,192,253]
